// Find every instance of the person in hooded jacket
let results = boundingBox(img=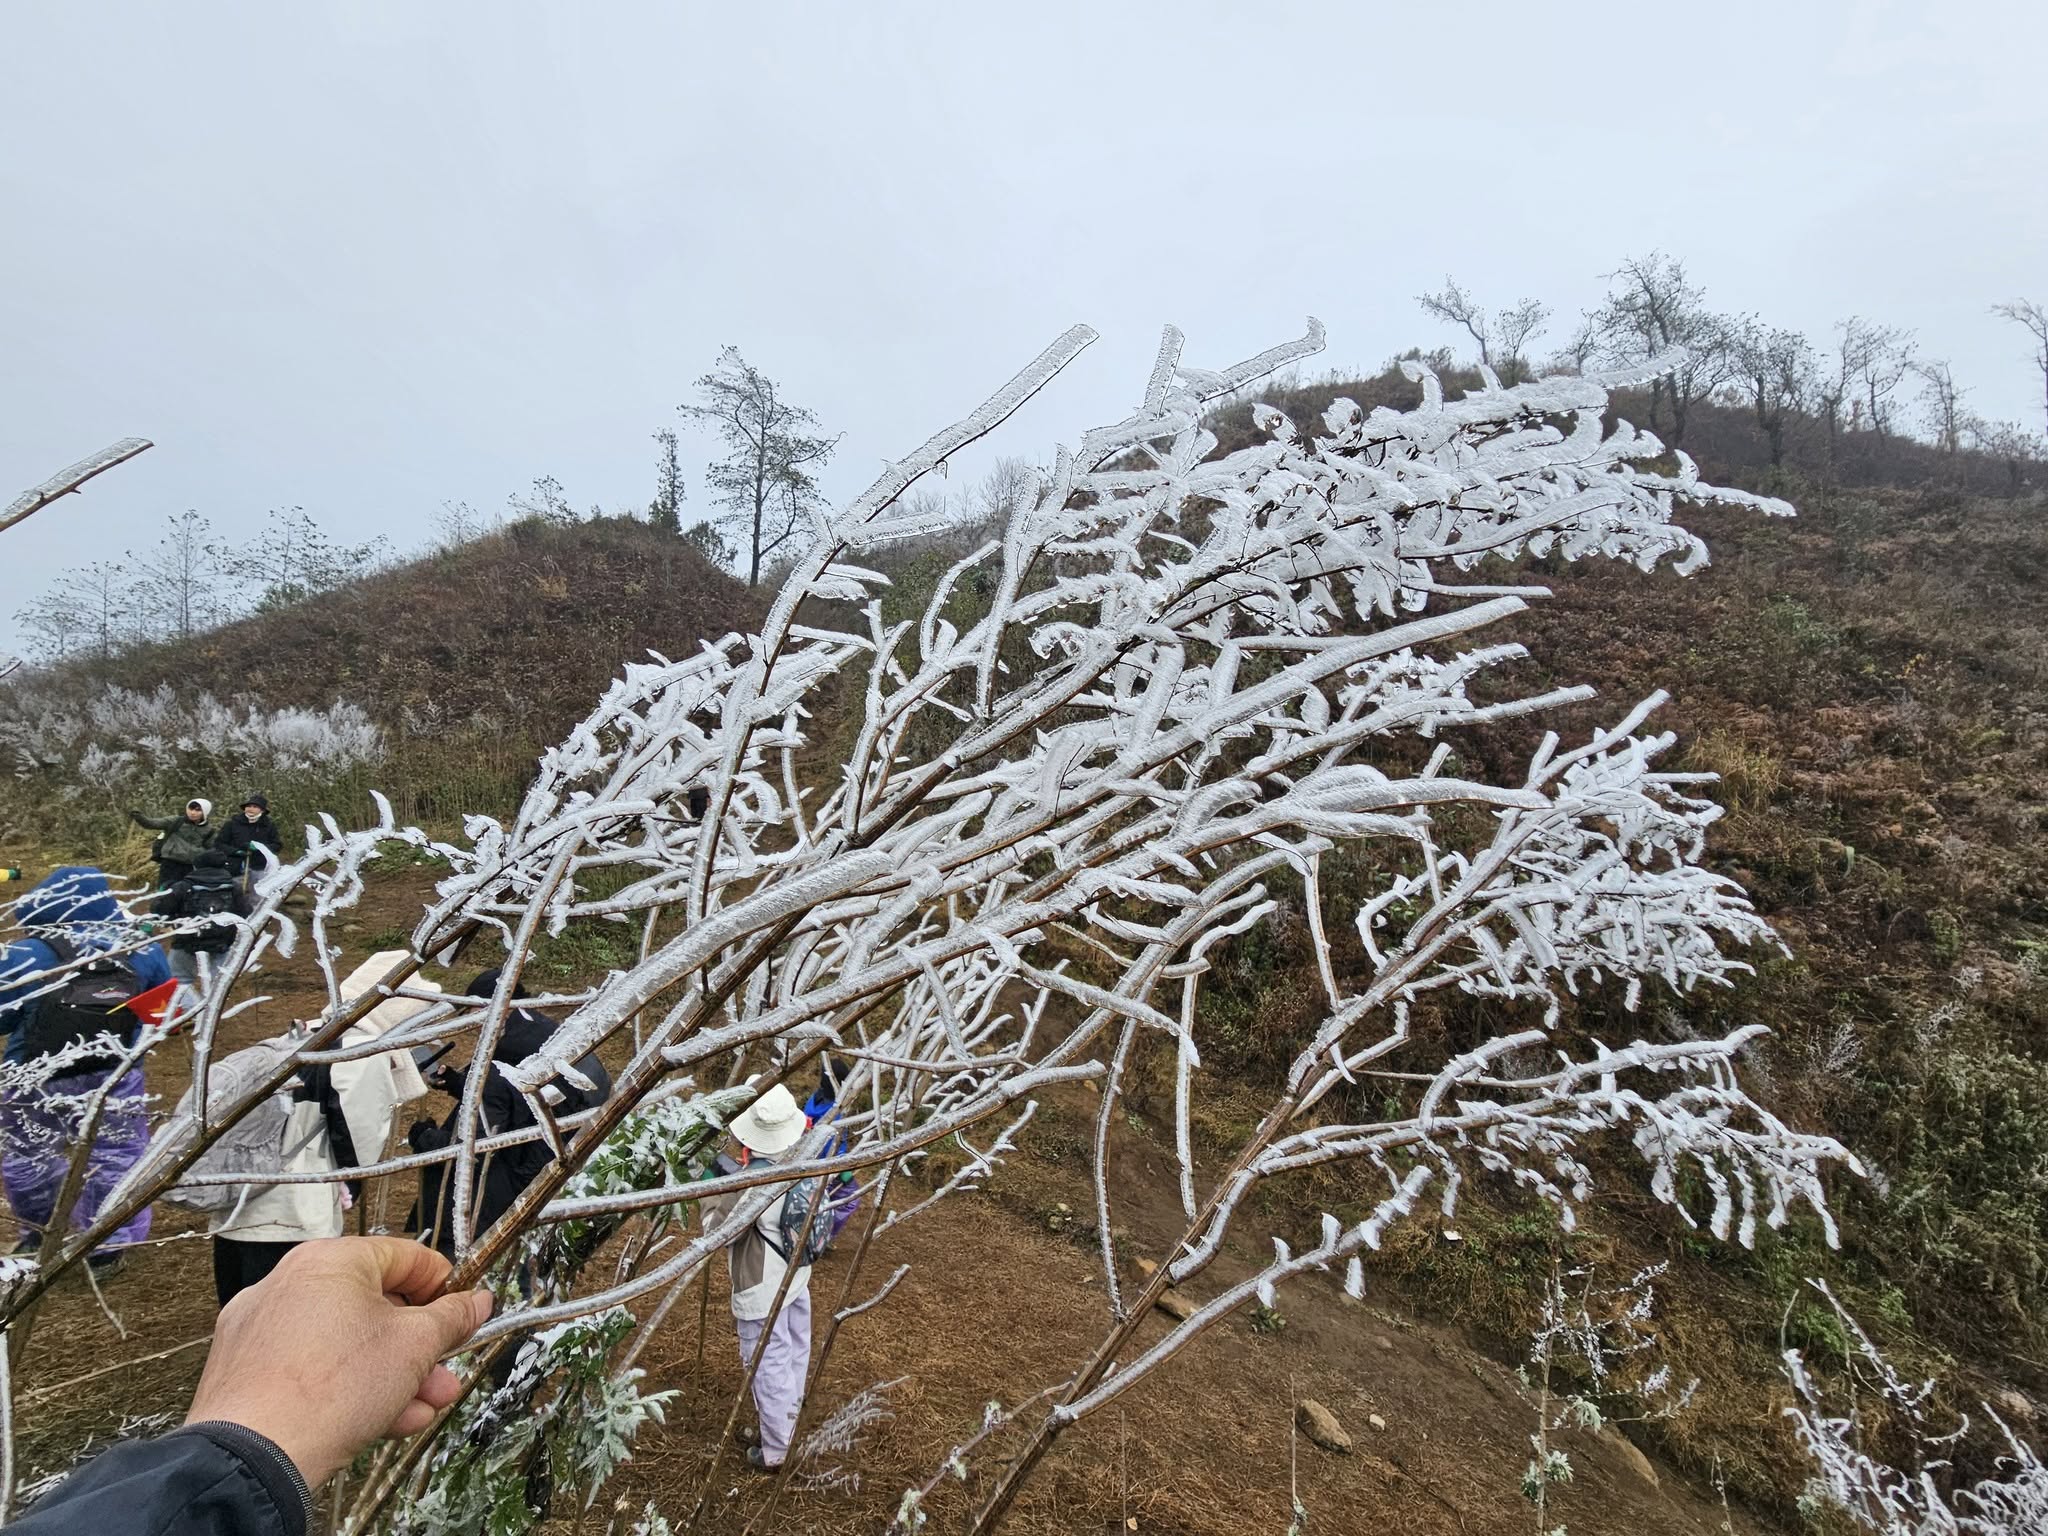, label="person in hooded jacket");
[130,797,217,888]
[217,793,285,893]
[0,867,173,1263]
[407,968,611,1256]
